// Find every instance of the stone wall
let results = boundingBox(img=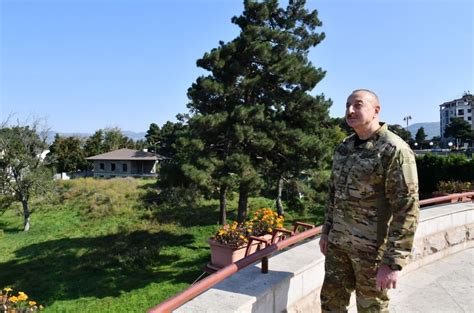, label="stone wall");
[176,202,473,313]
